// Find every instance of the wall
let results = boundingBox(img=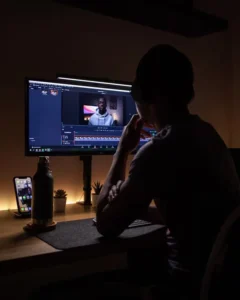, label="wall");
[1,1,232,210]
[230,18,240,147]
[107,97,124,126]
[194,0,239,148]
